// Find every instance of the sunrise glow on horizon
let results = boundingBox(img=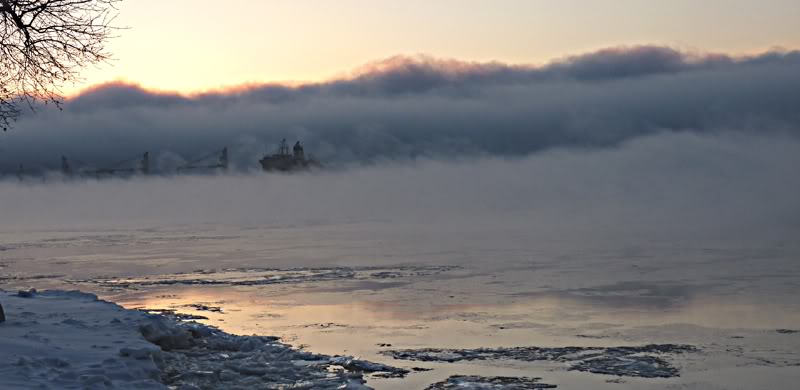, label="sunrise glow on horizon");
[69,0,800,94]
